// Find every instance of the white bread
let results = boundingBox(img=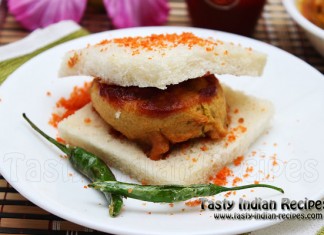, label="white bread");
[58,85,274,185]
[59,33,267,89]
